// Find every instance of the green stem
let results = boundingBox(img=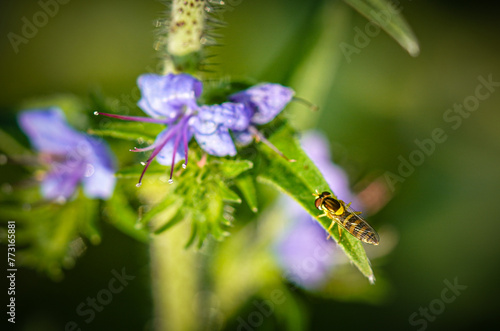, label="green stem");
[162,0,206,74]
[287,1,351,130]
[150,221,199,331]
